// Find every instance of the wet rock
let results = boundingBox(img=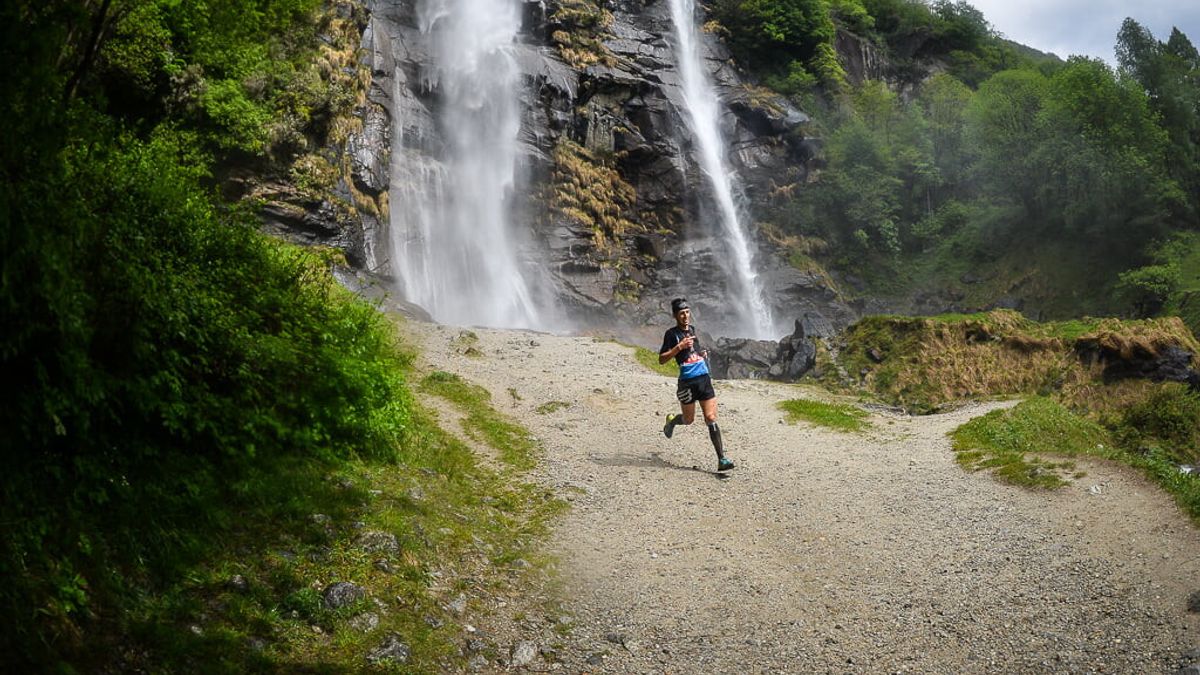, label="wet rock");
[338,0,859,335]
[227,574,250,593]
